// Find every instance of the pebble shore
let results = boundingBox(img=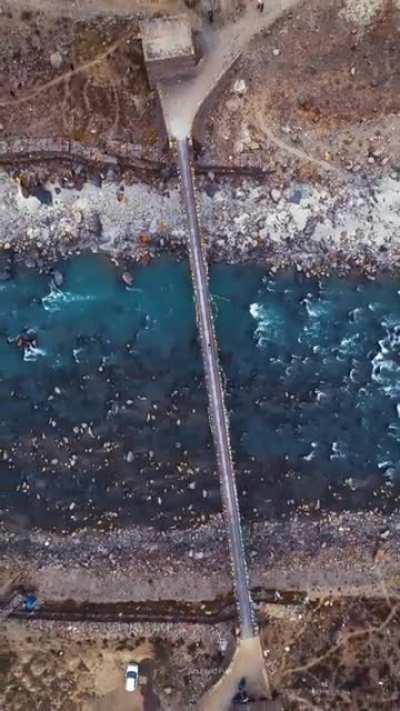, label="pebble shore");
[1,154,400,275]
